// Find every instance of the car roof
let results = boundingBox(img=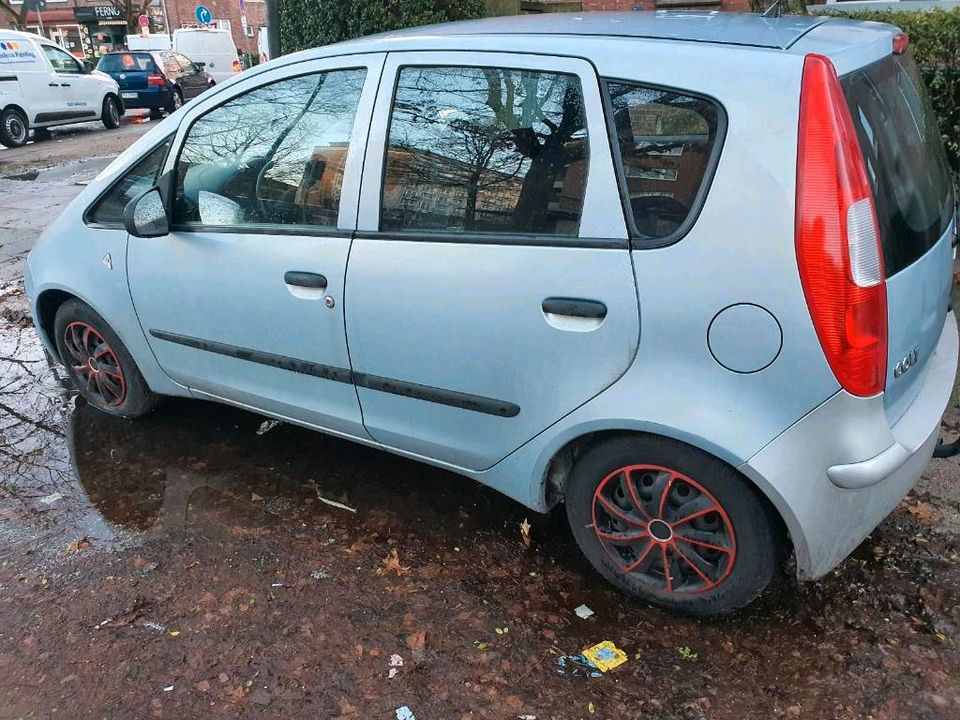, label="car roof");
[0,29,55,45]
[372,11,828,51]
